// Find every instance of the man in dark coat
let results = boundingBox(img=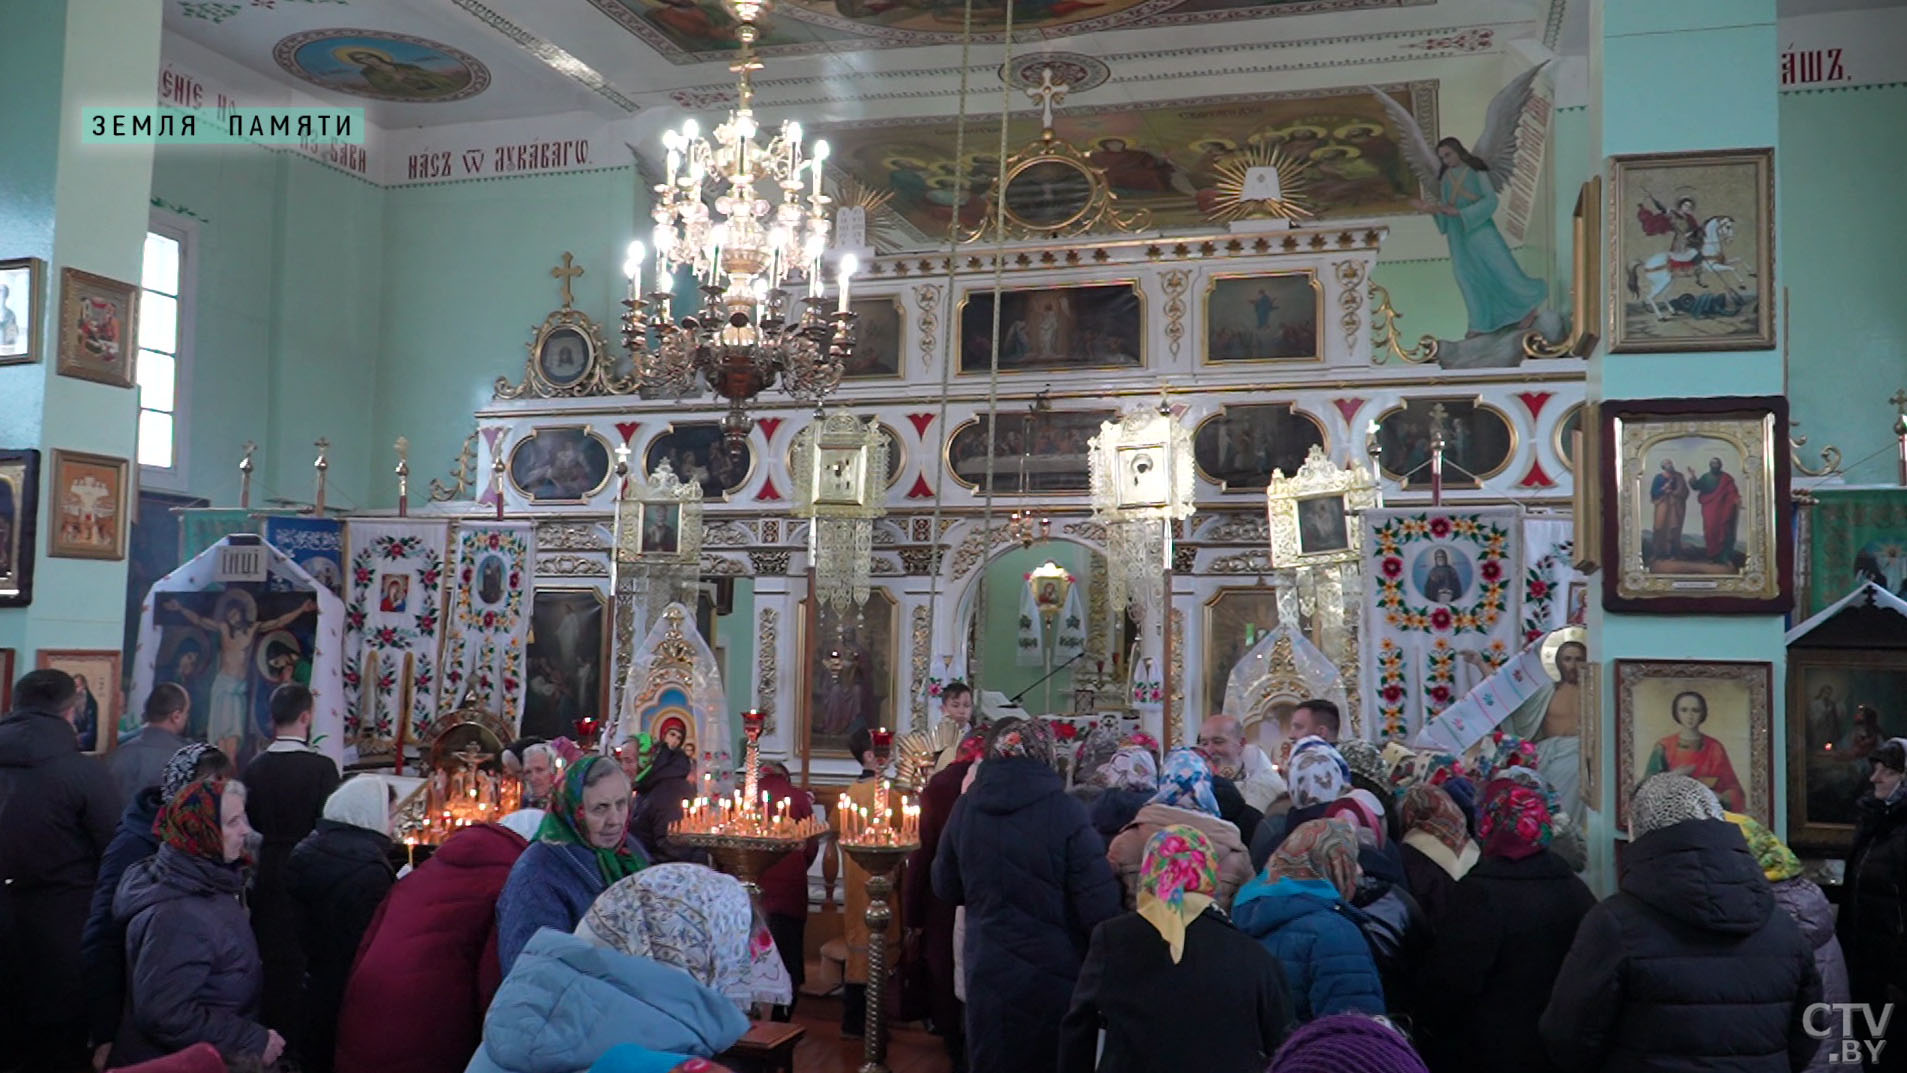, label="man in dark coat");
[629,744,703,864]
[0,669,121,1073]
[906,731,982,1070]
[286,776,398,1073]
[1539,774,1823,1073]
[1838,737,1907,1071]
[933,718,1121,1073]
[107,683,192,803]
[240,683,340,1056]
